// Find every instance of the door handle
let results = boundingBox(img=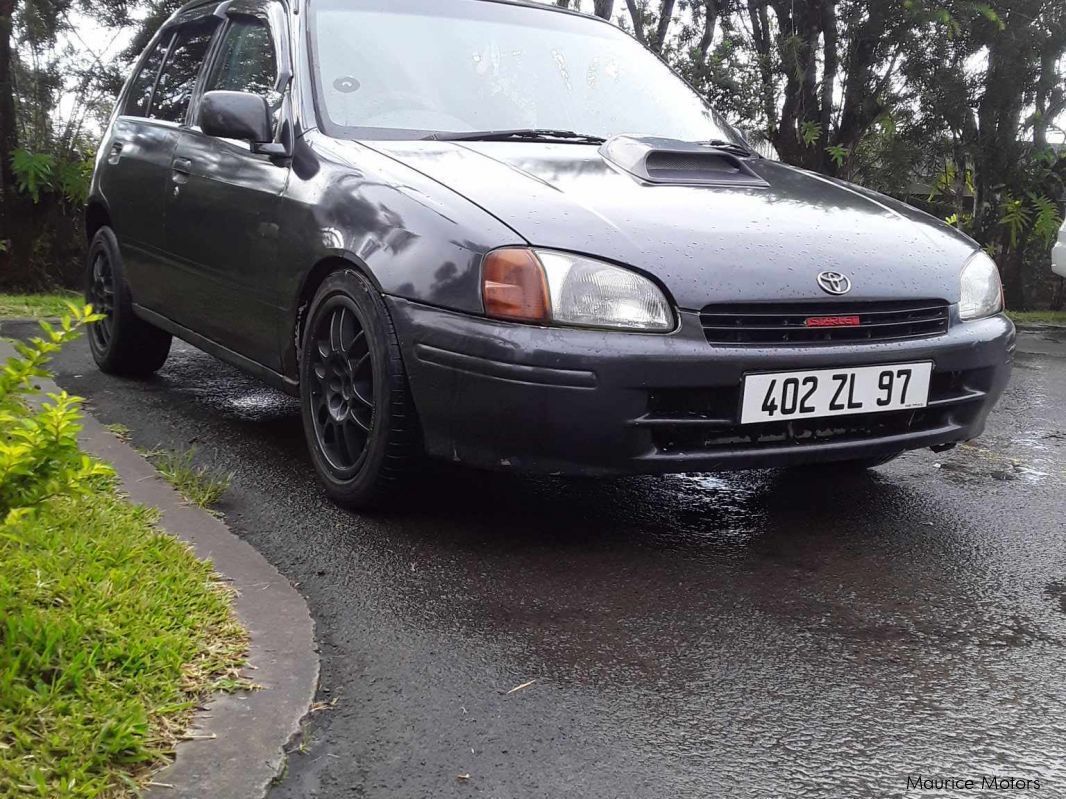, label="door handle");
[171,157,192,191]
[107,141,125,165]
